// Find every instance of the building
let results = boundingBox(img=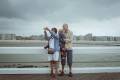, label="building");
[30,35,44,40]
[107,36,114,41]
[79,35,85,40]
[0,34,2,40]
[93,36,120,41]
[84,33,93,41]
[115,37,120,41]
[73,35,77,41]
[0,34,16,40]
[93,36,108,41]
